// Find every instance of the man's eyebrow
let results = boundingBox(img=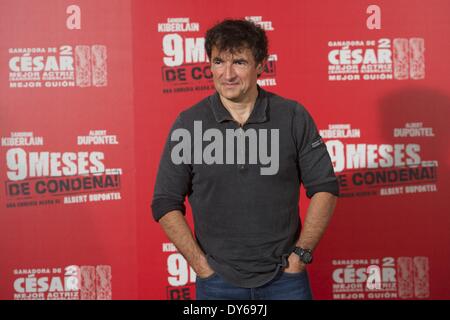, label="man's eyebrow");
[233,58,248,63]
[212,57,223,61]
